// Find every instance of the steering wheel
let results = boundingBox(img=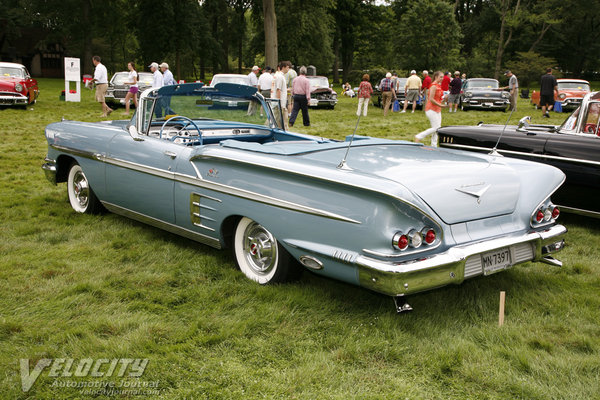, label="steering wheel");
[583,123,598,135]
[159,116,203,145]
